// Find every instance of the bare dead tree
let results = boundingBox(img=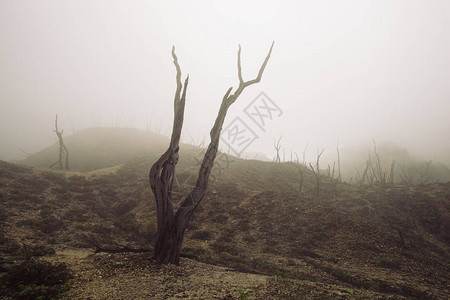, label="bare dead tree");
[399,160,432,187]
[399,162,414,187]
[336,142,341,182]
[309,162,320,196]
[149,42,274,265]
[316,148,324,176]
[389,160,396,185]
[294,152,304,192]
[302,143,308,165]
[355,168,361,184]
[49,114,69,171]
[294,152,299,164]
[372,139,386,185]
[273,135,282,163]
[419,161,432,184]
[356,152,371,185]
[309,148,324,196]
